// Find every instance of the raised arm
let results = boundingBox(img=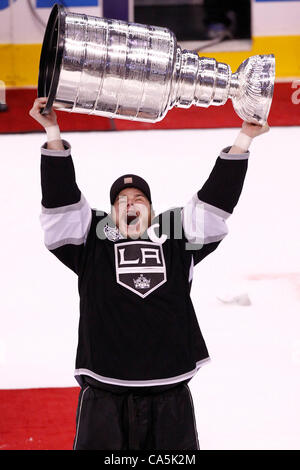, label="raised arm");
[182,121,270,265]
[29,98,92,274]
